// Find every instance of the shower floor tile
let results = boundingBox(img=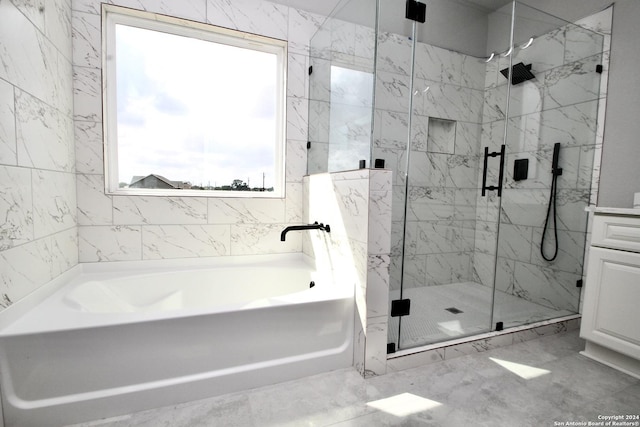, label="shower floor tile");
[388,282,574,348]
